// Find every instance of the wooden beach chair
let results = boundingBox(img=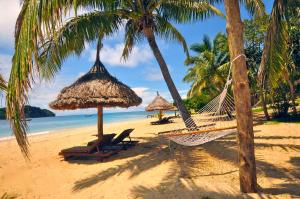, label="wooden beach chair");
[103,128,139,150]
[151,117,173,125]
[59,134,118,160]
